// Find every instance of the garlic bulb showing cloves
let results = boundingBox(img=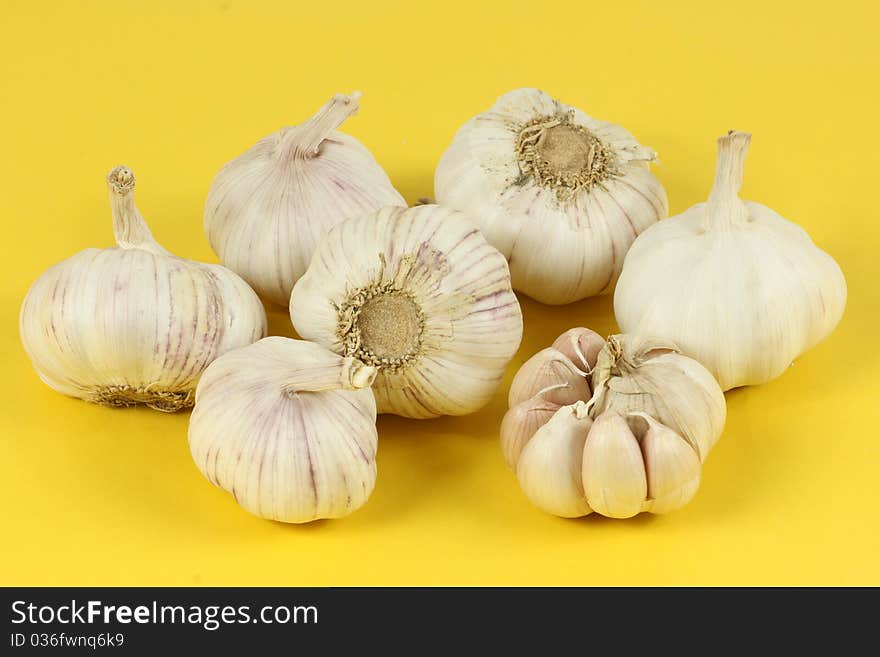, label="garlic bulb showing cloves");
[502,329,725,518]
[290,204,523,418]
[188,338,378,523]
[434,88,668,305]
[204,92,406,306]
[614,131,847,390]
[19,166,267,412]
